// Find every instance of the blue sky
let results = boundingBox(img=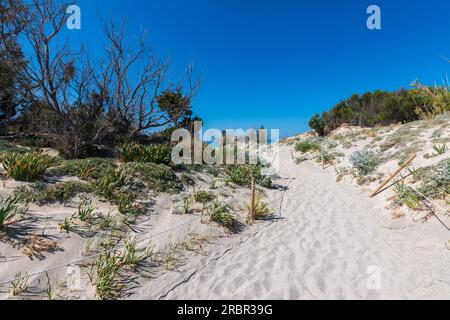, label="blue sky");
[70,0,450,137]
